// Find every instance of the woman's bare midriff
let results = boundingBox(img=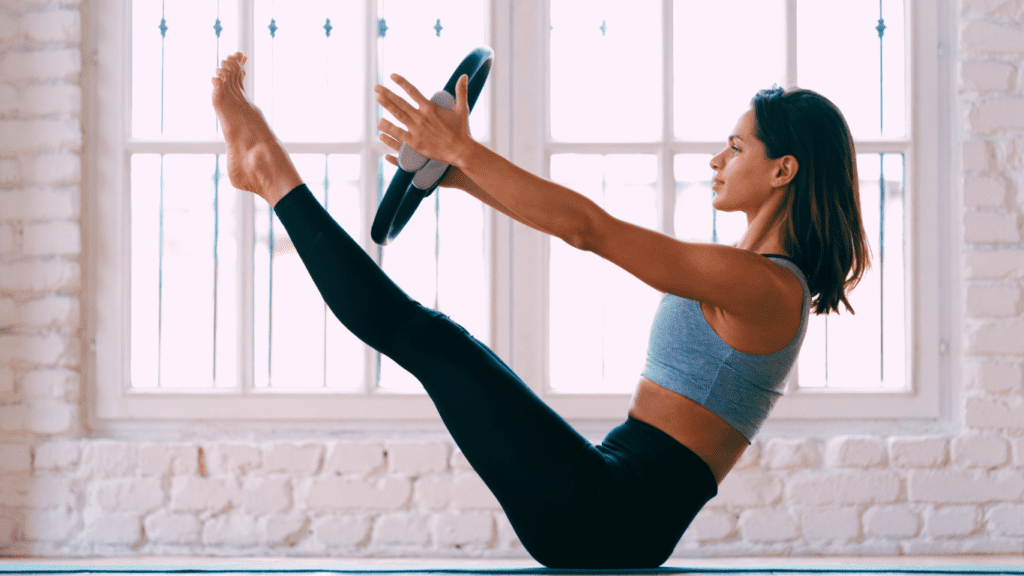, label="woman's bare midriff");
[628,377,749,485]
